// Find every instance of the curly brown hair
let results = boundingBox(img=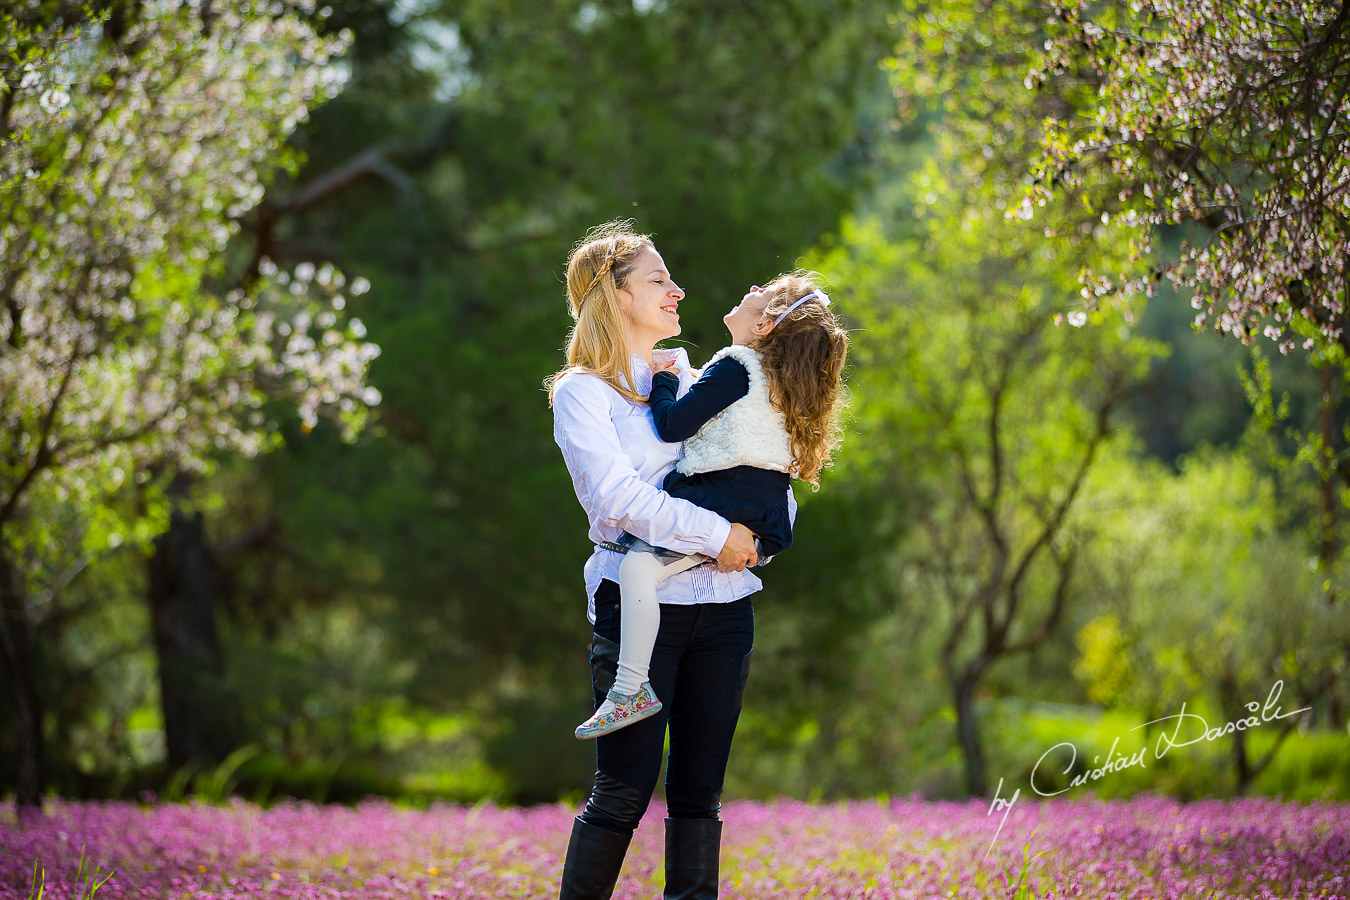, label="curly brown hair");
[752,272,849,487]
